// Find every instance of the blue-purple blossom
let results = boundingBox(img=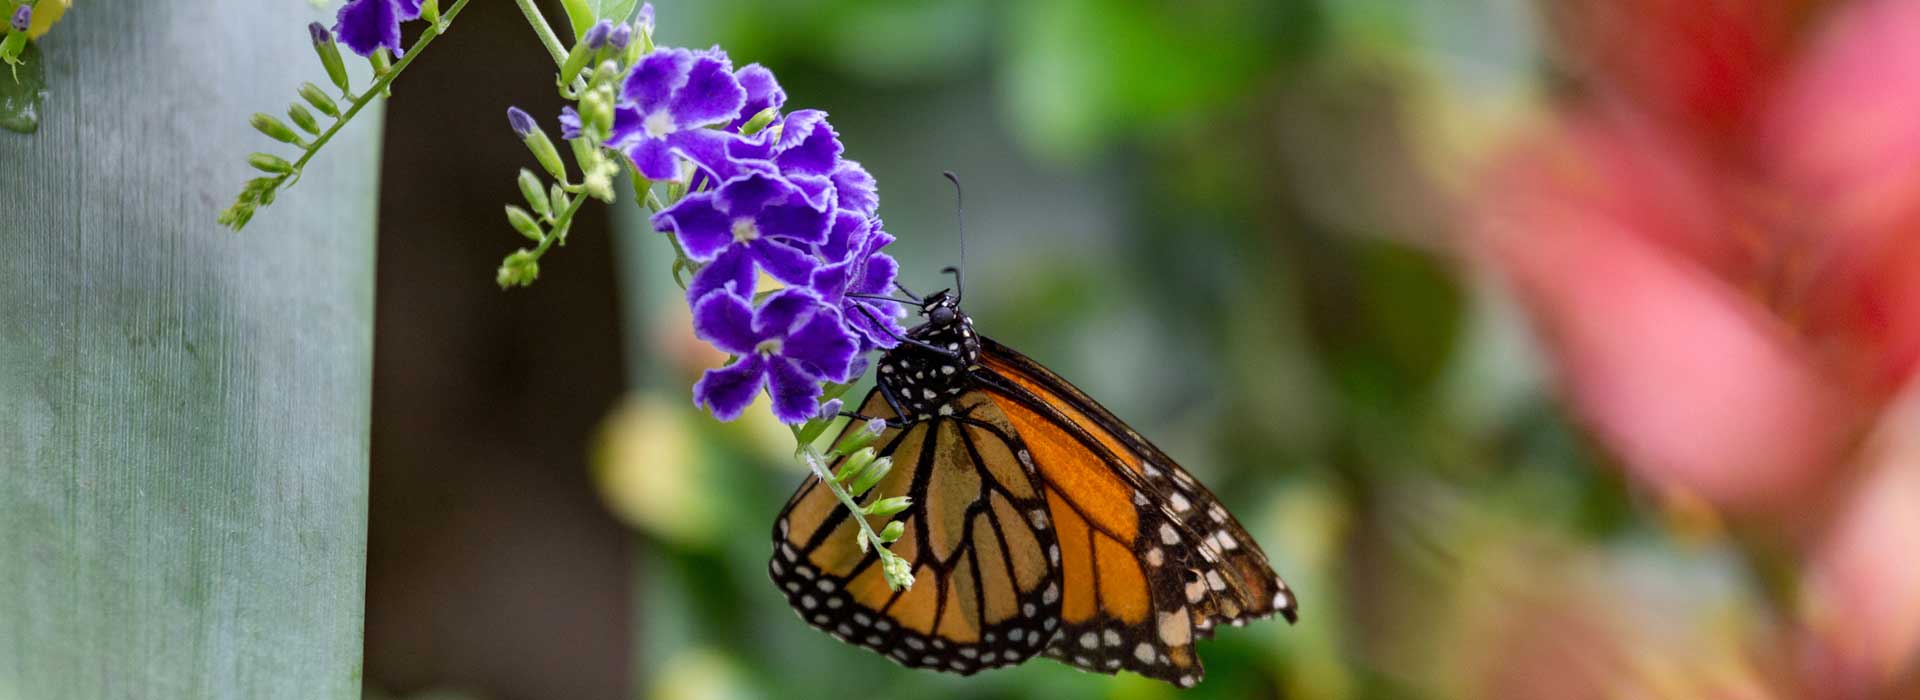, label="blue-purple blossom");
[809,212,905,351]
[557,106,583,140]
[653,171,834,302]
[334,0,424,57]
[608,23,633,51]
[10,5,29,32]
[730,65,786,130]
[607,48,747,180]
[637,3,656,35]
[728,110,878,216]
[691,289,858,423]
